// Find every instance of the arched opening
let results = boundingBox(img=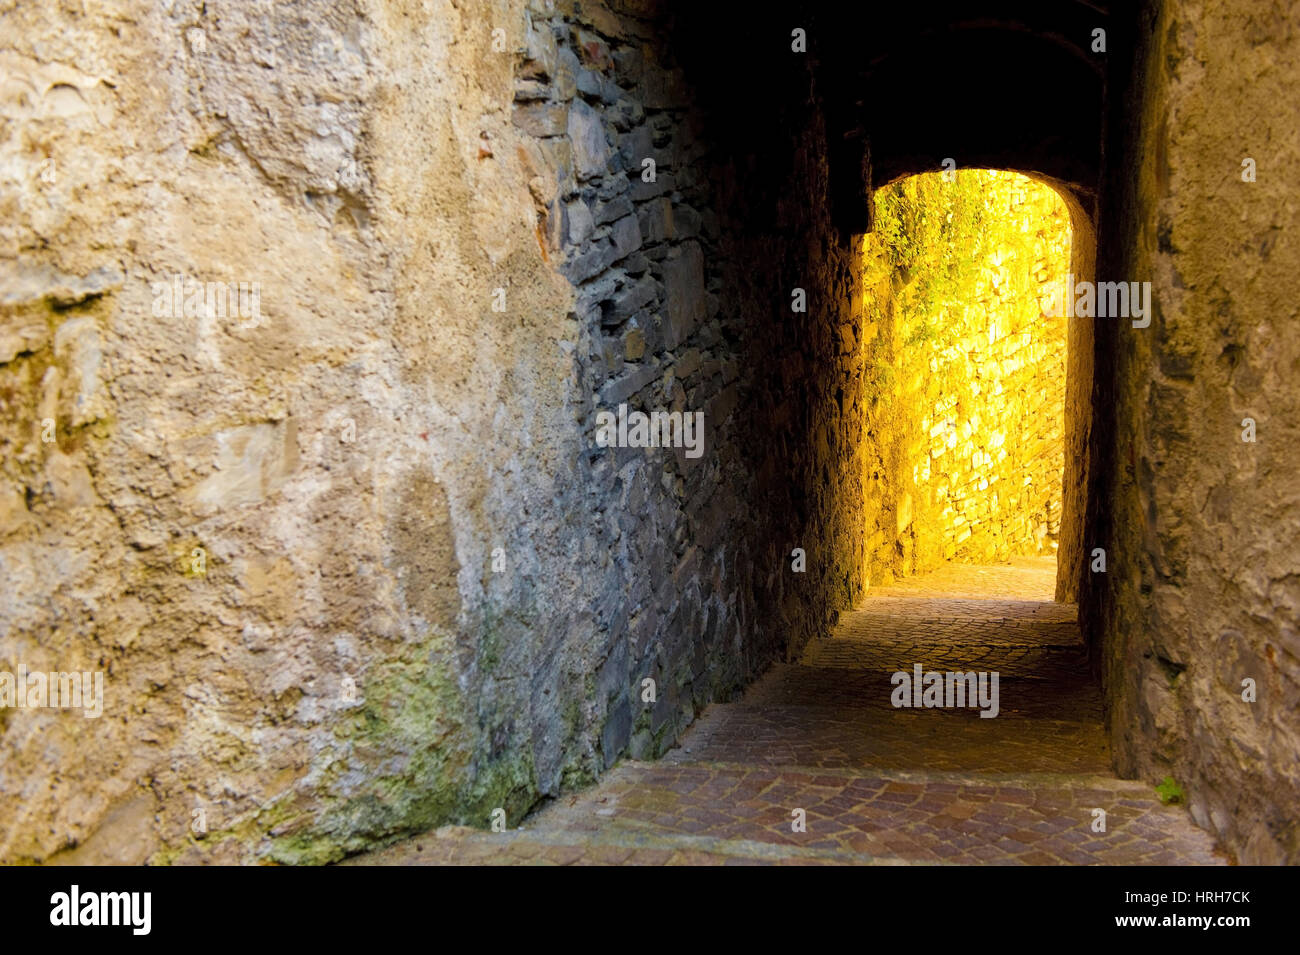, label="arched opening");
[856,169,1093,603]
[17,0,1291,871]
